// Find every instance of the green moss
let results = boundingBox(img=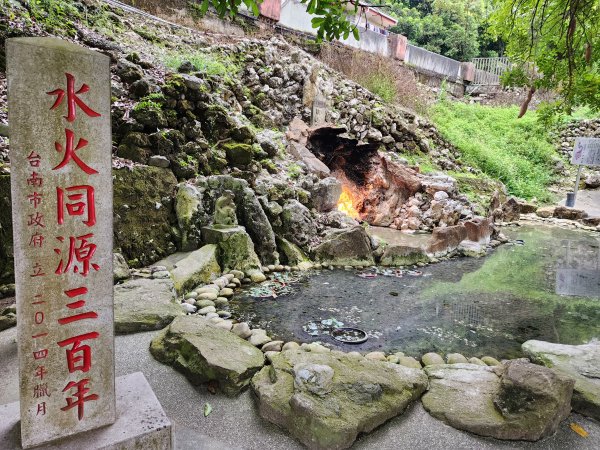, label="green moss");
[287,163,302,180]
[26,0,81,37]
[133,100,162,113]
[162,50,240,84]
[261,159,277,174]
